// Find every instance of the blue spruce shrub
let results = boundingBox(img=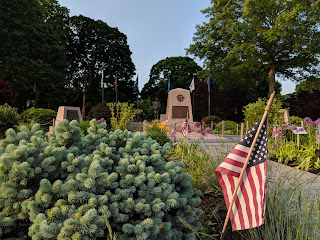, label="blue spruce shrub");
[0,119,202,239]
